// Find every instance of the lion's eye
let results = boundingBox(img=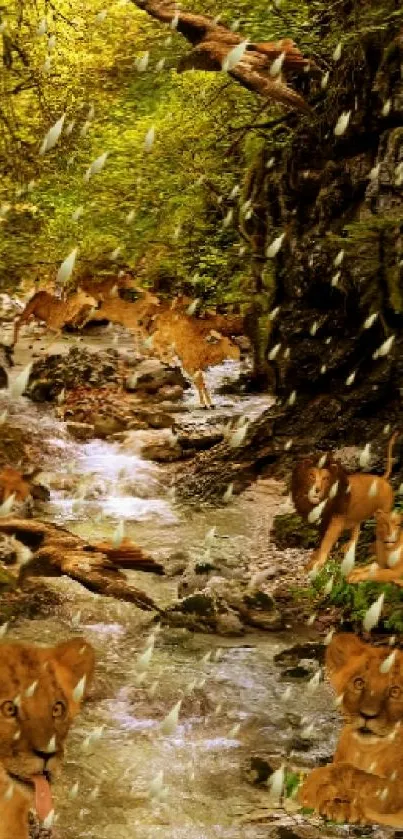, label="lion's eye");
[1,701,17,718]
[52,700,66,719]
[353,677,365,691]
[389,686,401,700]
